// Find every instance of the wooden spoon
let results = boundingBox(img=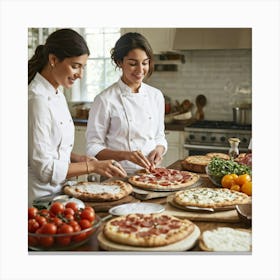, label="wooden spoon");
[195,94,207,120]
